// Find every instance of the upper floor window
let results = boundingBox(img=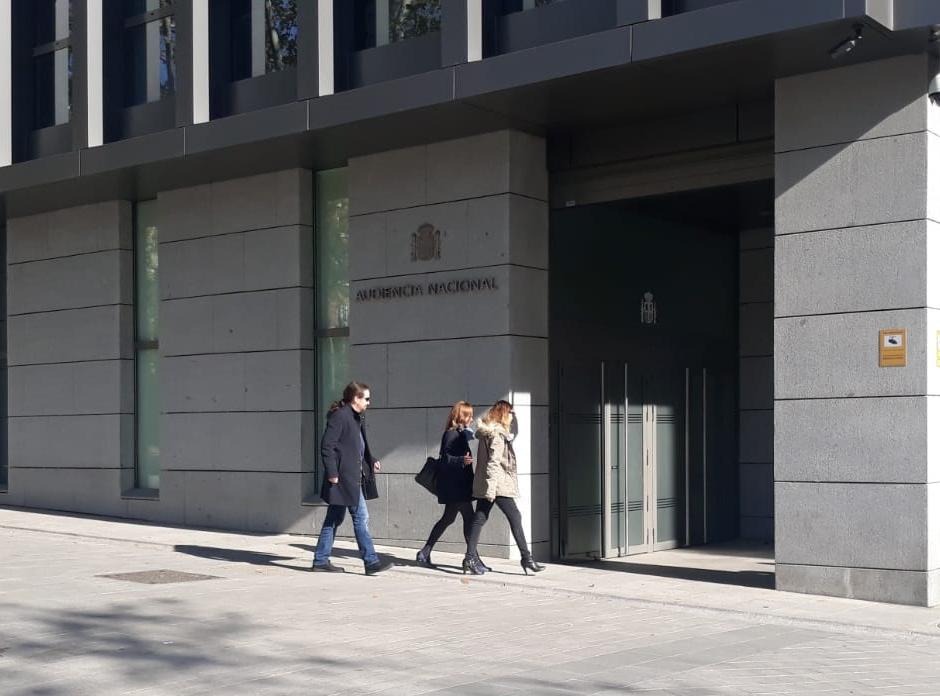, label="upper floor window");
[356,0,442,49]
[123,0,176,107]
[231,0,298,80]
[33,0,73,128]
